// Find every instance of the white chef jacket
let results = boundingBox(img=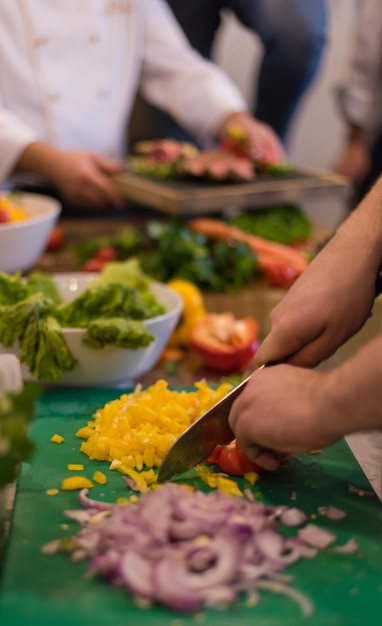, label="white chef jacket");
[0,0,247,185]
[337,0,382,135]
